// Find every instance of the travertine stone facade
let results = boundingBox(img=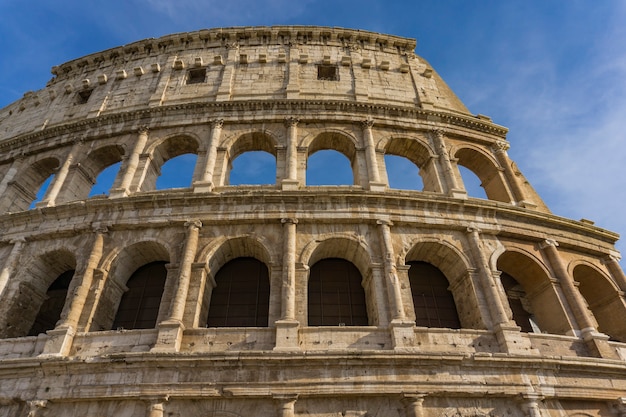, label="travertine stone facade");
[0,26,625,417]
